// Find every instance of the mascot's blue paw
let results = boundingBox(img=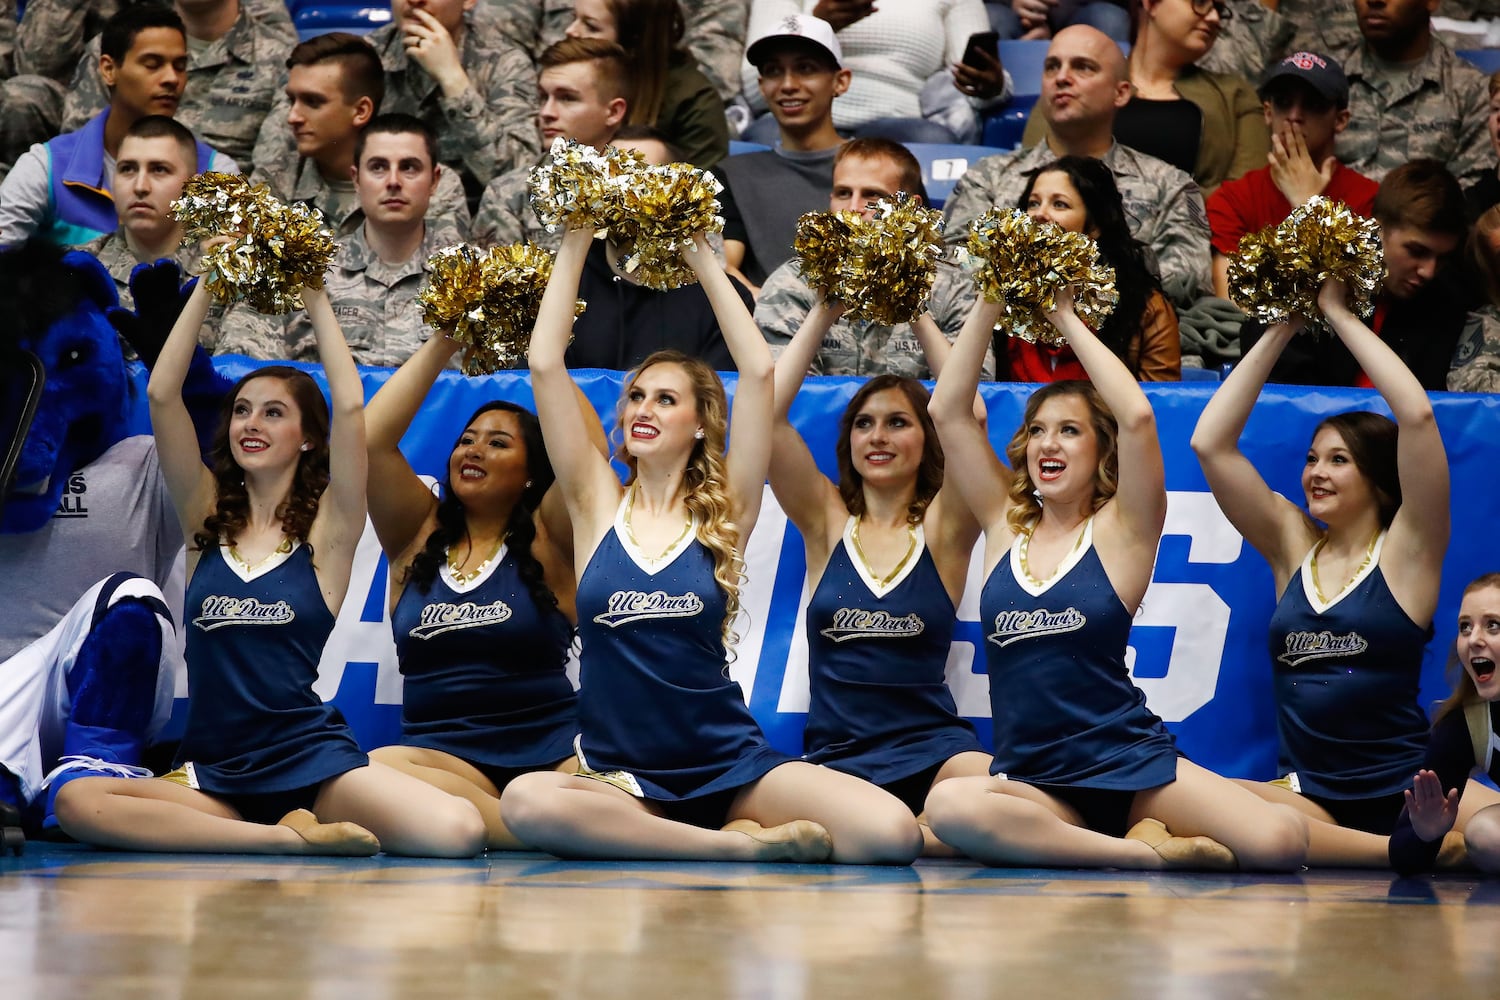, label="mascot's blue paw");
[41,599,163,831]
